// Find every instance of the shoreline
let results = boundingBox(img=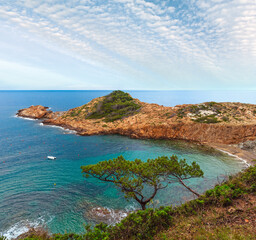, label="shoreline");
[16,114,256,167]
[207,143,256,166]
